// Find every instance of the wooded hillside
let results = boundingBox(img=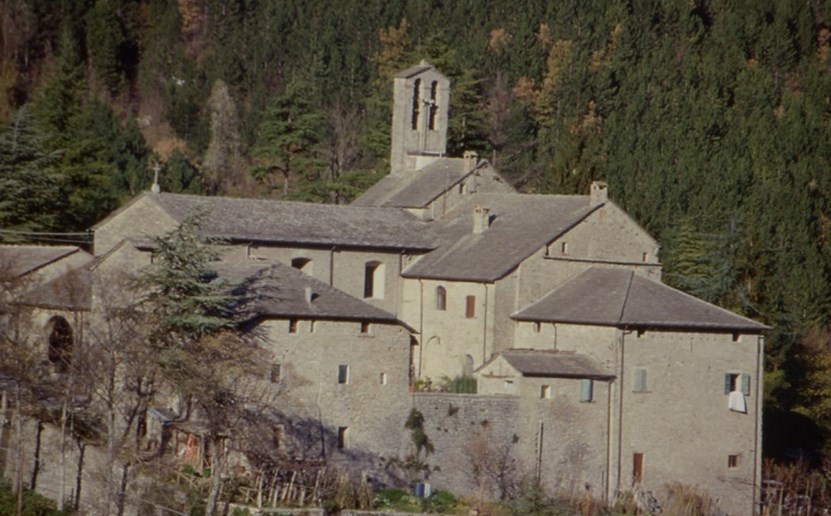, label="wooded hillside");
[2,0,831,458]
